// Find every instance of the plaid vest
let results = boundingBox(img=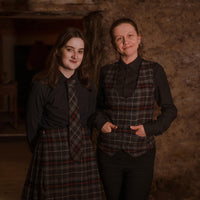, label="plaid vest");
[98,60,156,157]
